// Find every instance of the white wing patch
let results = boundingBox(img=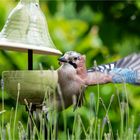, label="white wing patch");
[110,63,115,69]
[105,65,110,69]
